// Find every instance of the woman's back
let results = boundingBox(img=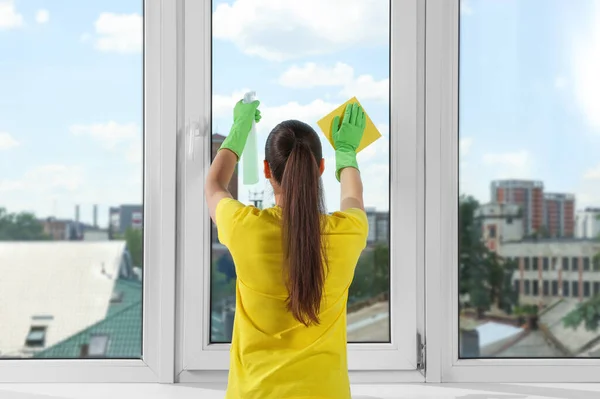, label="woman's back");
[217,199,368,399]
